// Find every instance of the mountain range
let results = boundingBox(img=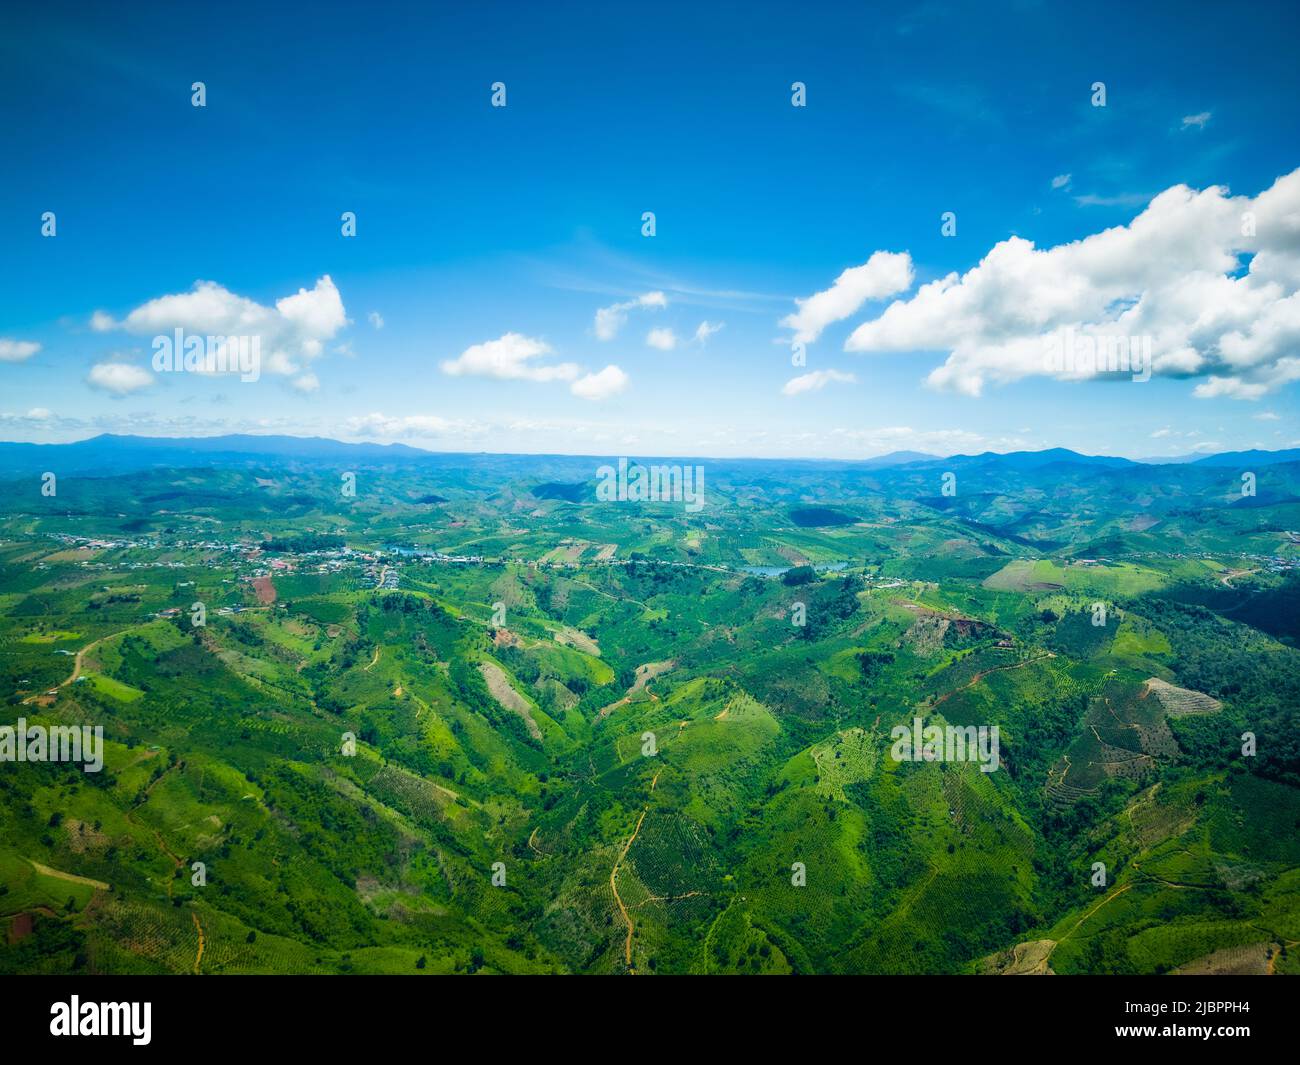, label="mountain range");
[0,434,1296,477]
